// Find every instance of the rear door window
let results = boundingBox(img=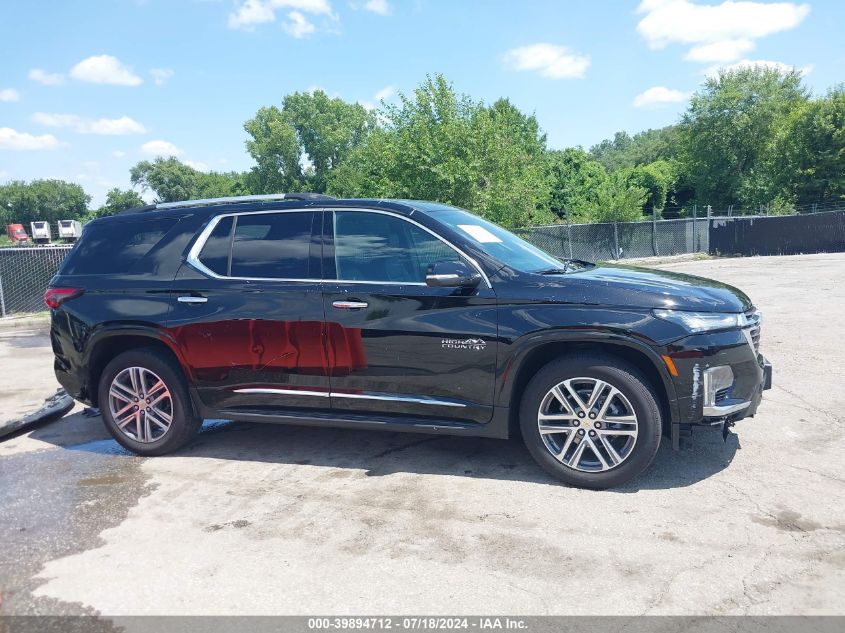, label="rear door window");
[230,211,315,279]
